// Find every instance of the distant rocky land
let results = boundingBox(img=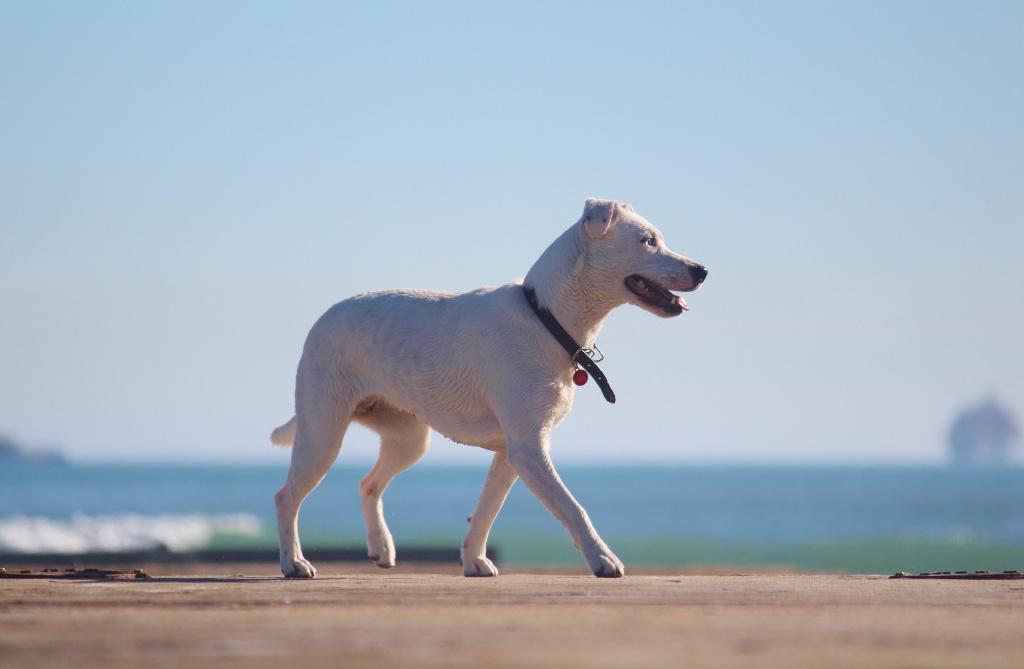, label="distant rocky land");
[0,434,67,465]
[948,399,1020,466]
